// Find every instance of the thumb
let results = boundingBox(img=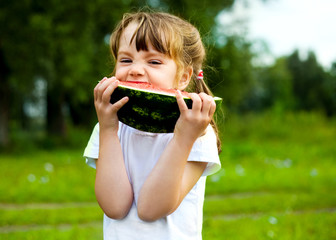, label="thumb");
[112,96,129,112]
